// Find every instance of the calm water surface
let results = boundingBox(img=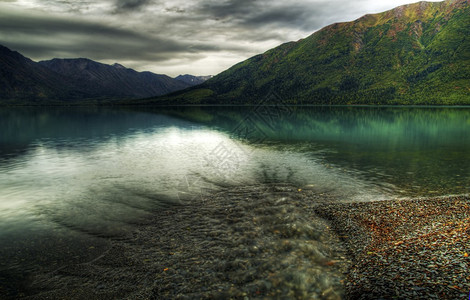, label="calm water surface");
[0,106,469,295]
